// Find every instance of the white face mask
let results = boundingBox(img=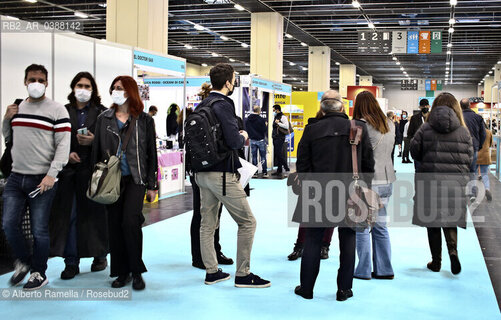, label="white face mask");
[75,89,92,103]
[27,82,46,99]
[111,90,127,105]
